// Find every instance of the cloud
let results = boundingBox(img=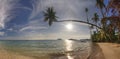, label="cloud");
[29,0,95,21]
[0,32,5,36]
[20,26,47,31]
[19,19,48,32]
[23,0,96,39]
[28,0,97,32]
[0,0,19,29]
[7,28,14,31]
[0,0,96,39]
